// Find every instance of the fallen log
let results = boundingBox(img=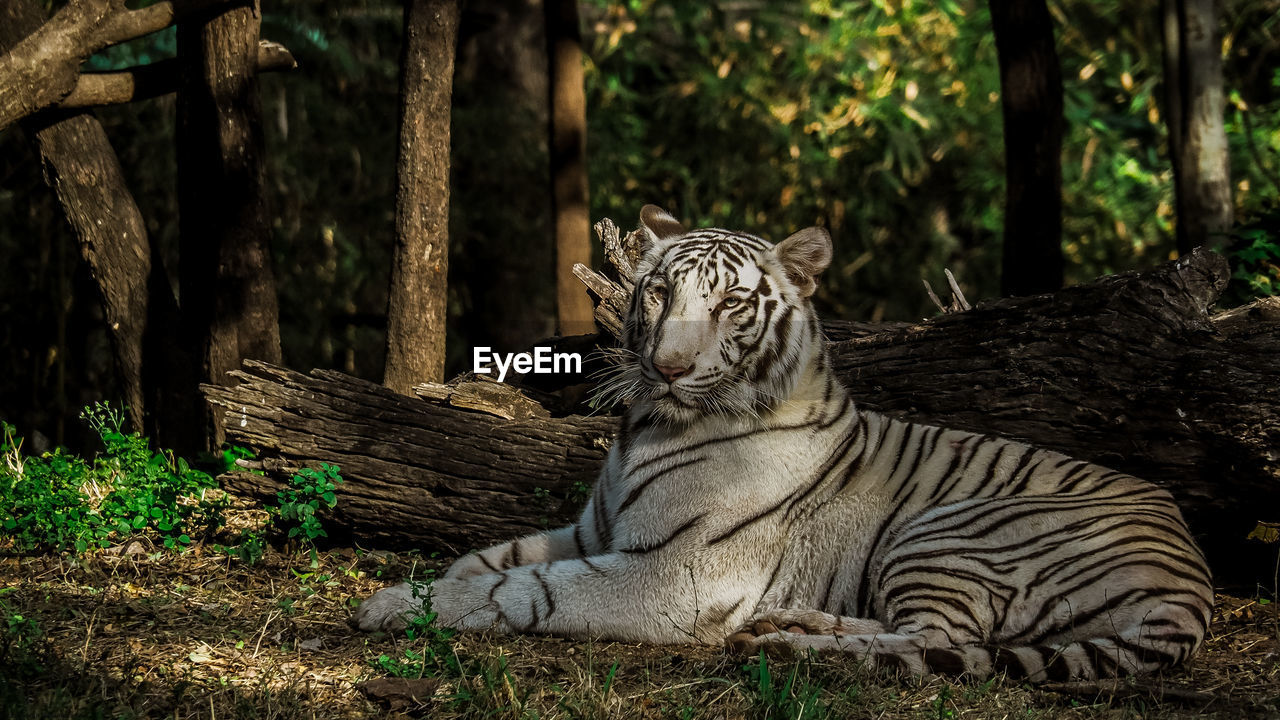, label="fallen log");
[208,363,616,555]
[206,233,1280,584]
